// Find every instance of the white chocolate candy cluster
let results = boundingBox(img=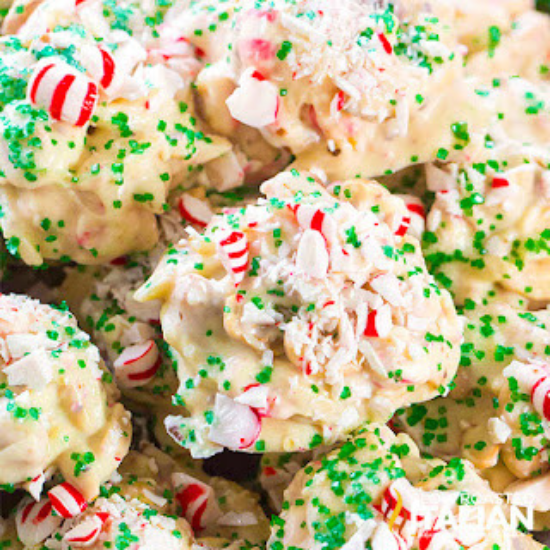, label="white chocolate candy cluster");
[0,293,131,502]
[136,172,461,457]
[9,444,269,549]
[395,302,550,504]
[0,6,237,265]
[269,424,543,550]
[189,0,478,180]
